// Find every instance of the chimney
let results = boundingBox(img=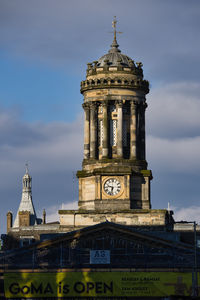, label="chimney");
[7,211,13,233]
[43,209,46,224]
